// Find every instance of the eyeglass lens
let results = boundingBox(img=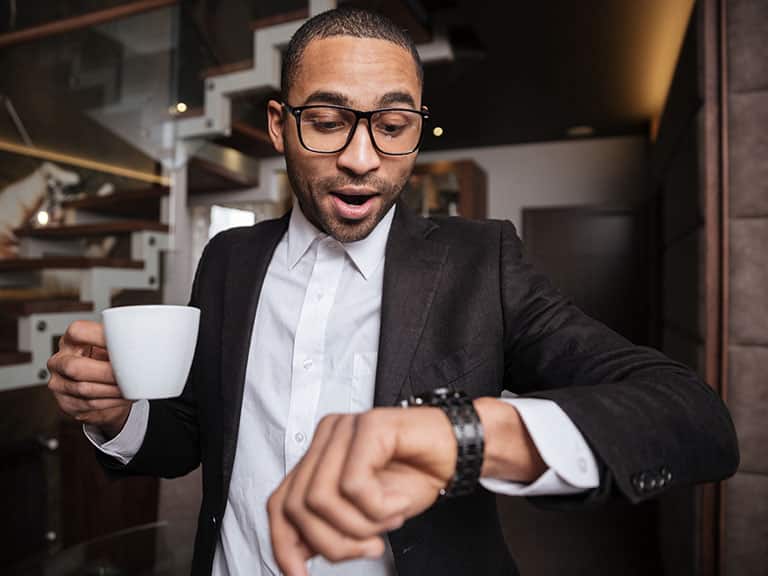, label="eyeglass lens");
[298,107,423,154]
